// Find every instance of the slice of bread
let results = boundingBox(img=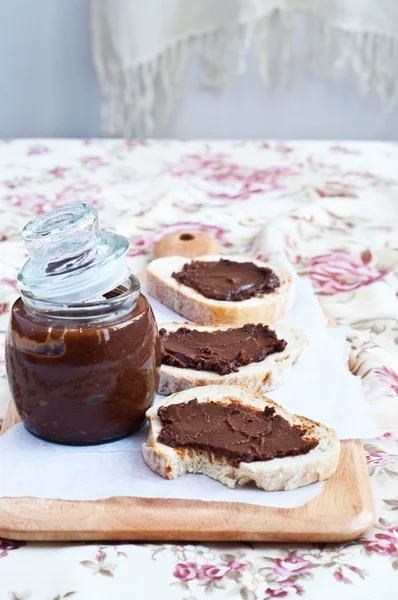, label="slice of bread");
[146,255,294,325]
[157,322,307,396]
[142,385,340,491]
